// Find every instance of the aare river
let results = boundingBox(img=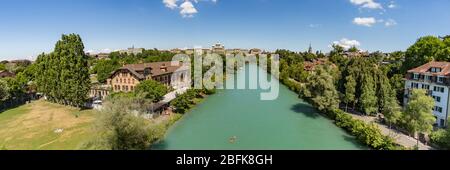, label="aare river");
[153,64,365,150]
